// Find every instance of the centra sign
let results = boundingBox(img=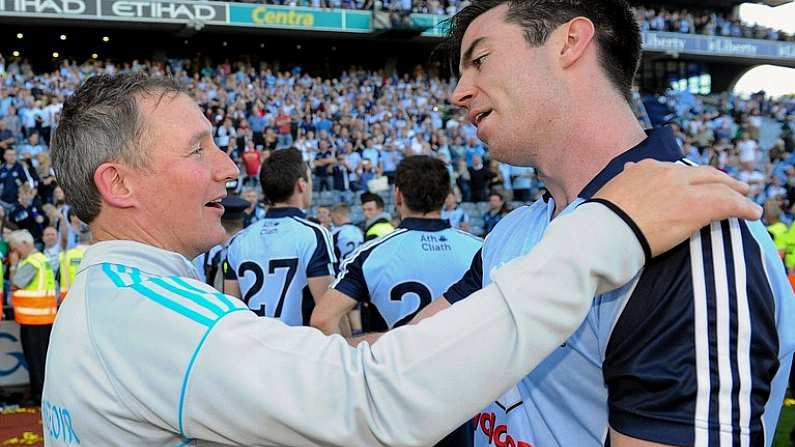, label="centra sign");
[251,5,314,27]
